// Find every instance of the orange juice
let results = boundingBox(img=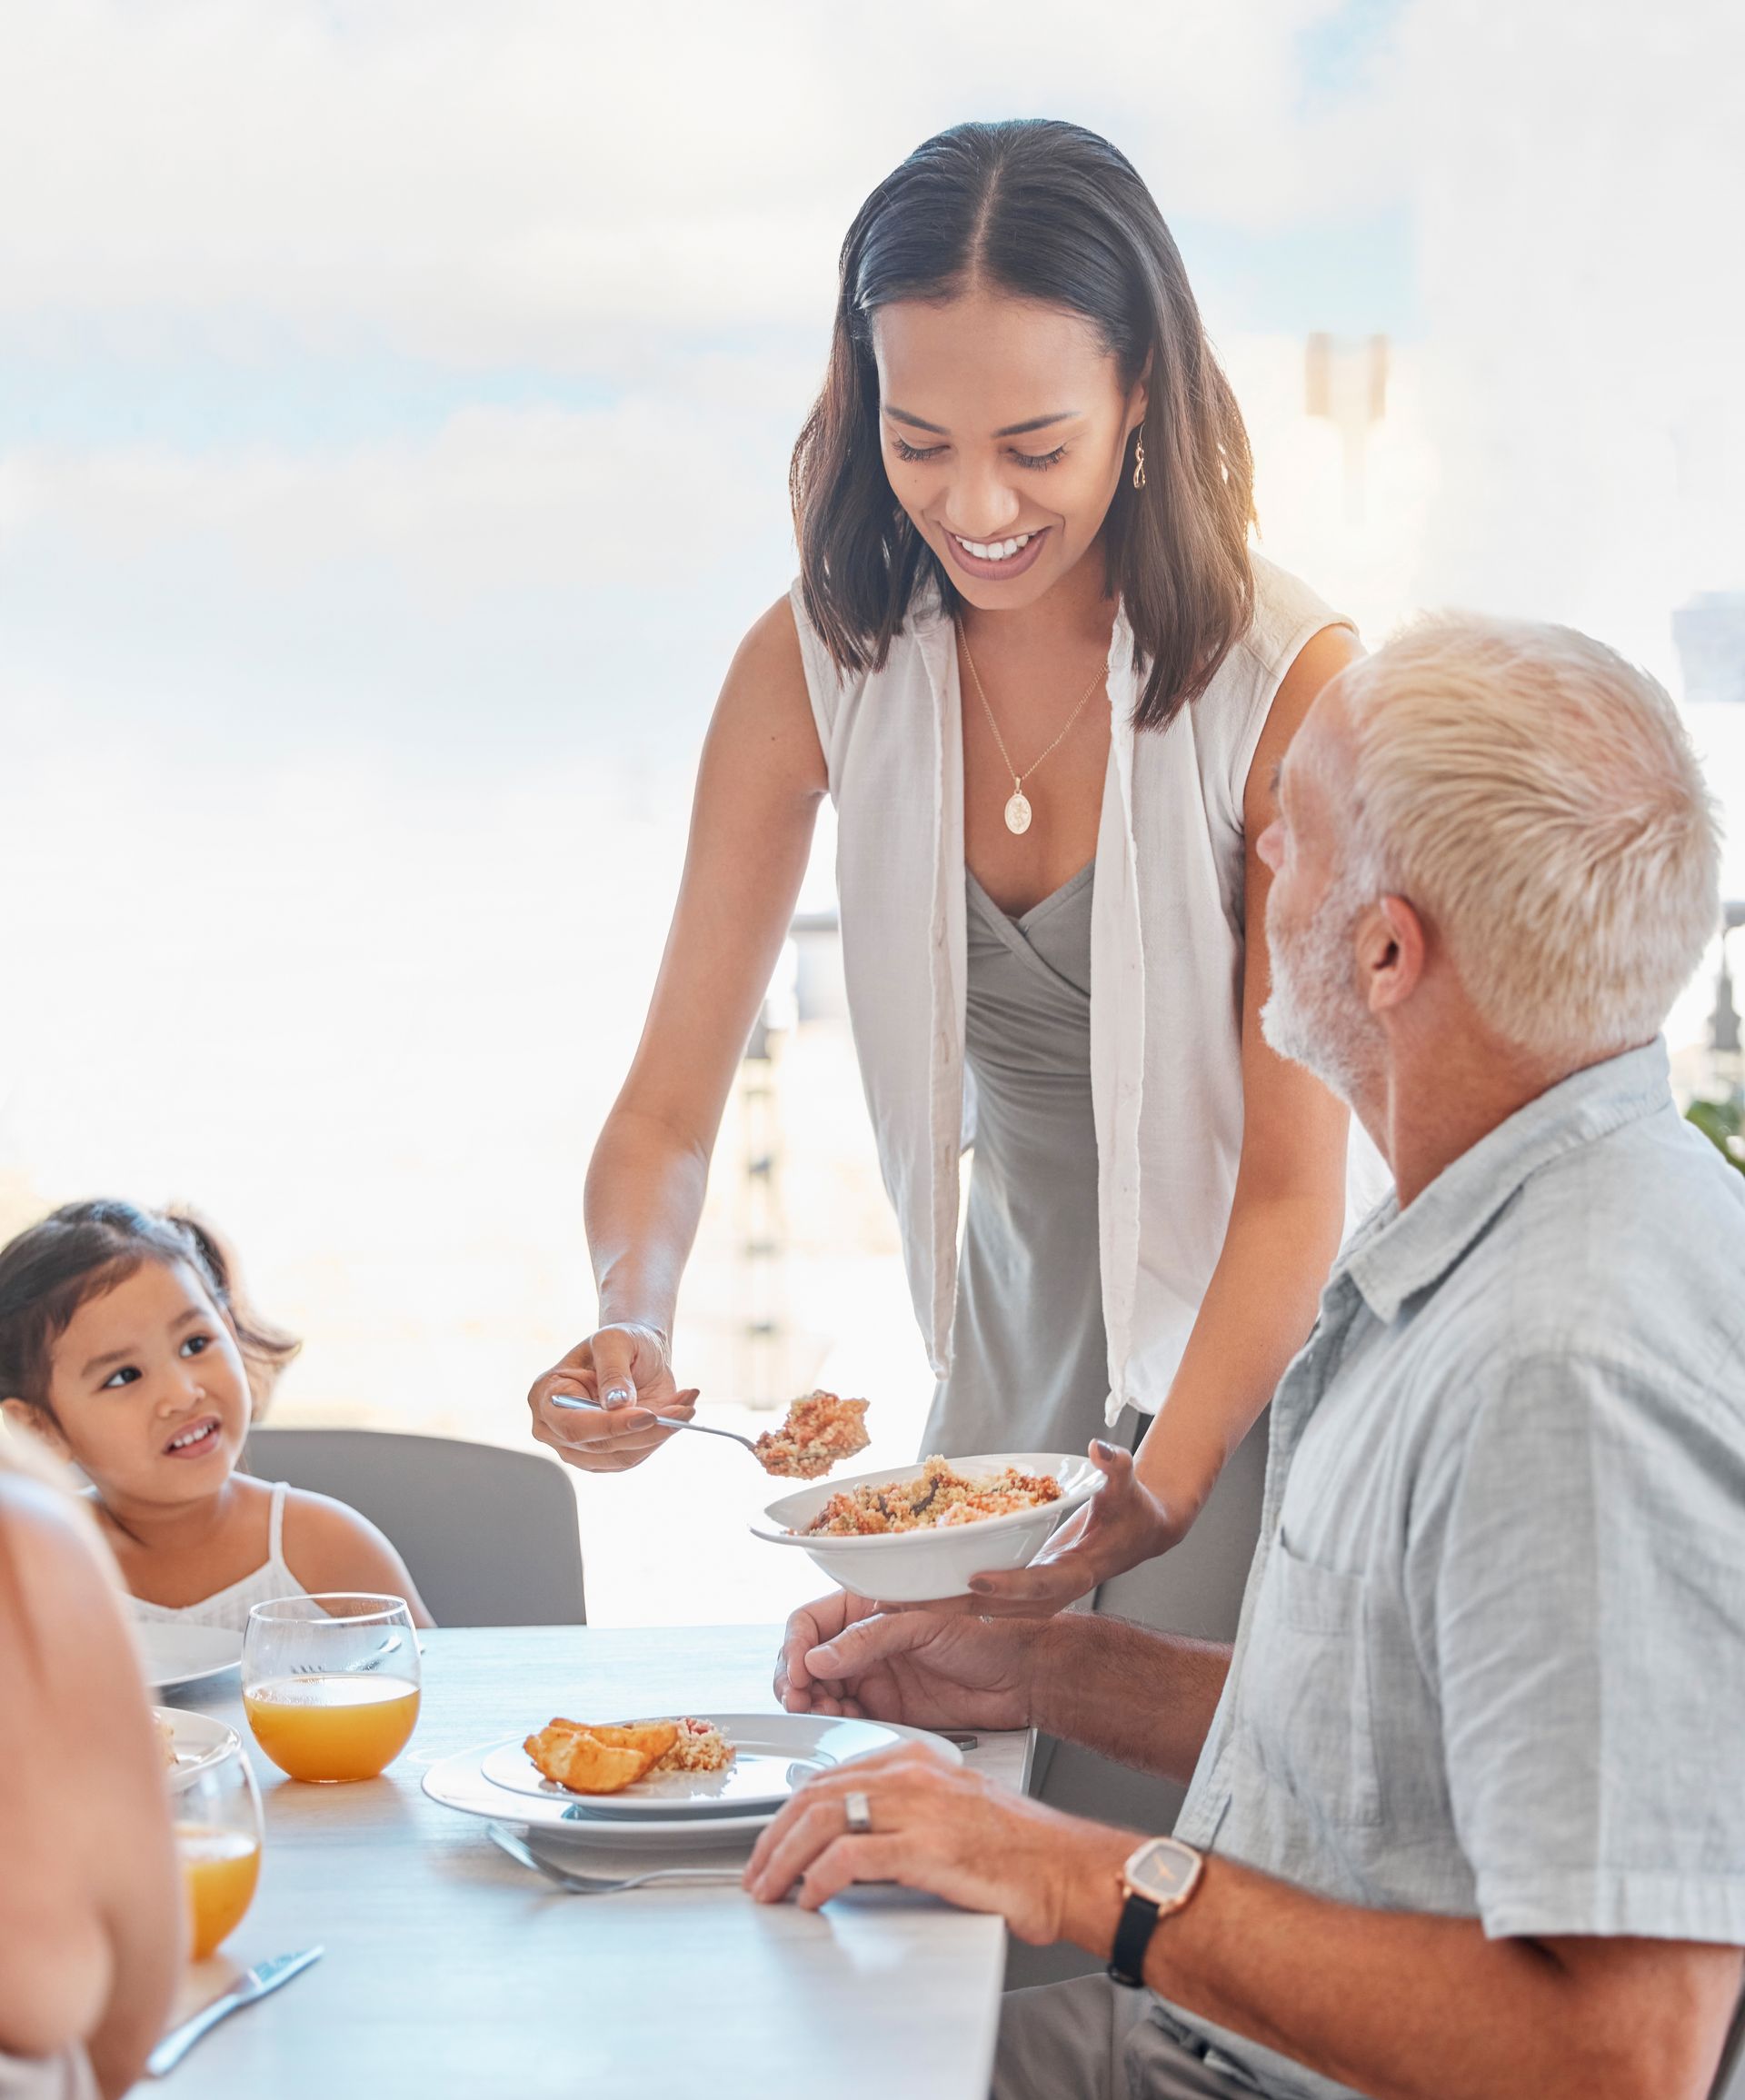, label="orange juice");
[177,1824,261,1959]
[244,1673,421,1782]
